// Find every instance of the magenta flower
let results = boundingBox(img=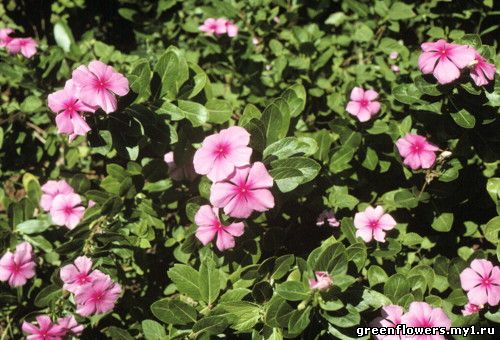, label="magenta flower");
[0,28,13,47]
[60,256,101,293]
[210,162,275,218]
[461,302,482,316]
[354,205,396,243]
[418,39,475,84]
[396,133,439,170]
[199,18,228,36]
[400,302,451,340]
[22,315,65,340]
[0,242,36,287]
[470,52,496,86]
[193,126,252,182]
[346,87,381,122]
[396,133,439,169]
[49,193,85,229]
[389,51,399,60]
[459,259,500,306]
[6,37,38,58]
[370,305,404,340]
[48,79,95,138]
[164,152,197,181]
[74,274,122,316]
[316,209,340,227]
[308,271,333,290]
[72,60,129,113]
[225,21,239,37]
[40,180,74,212]
[195,205,245,251]
[57,315,84,336]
